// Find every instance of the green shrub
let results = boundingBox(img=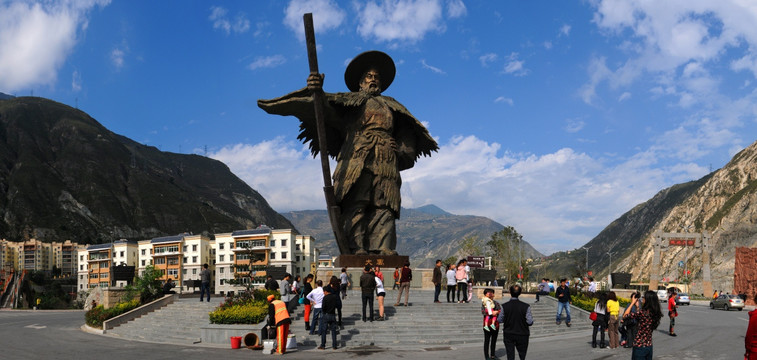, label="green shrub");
[209,289,275,324]
[84,299,141,329]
